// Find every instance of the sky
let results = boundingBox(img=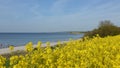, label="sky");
[0,0,120,32]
